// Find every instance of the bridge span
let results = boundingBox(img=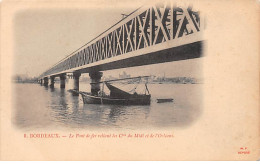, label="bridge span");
[38,1,204,95]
